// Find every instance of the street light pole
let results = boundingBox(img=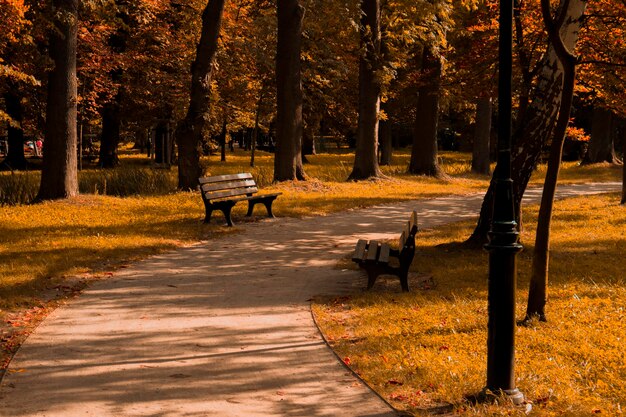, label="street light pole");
[483,0,524,405]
